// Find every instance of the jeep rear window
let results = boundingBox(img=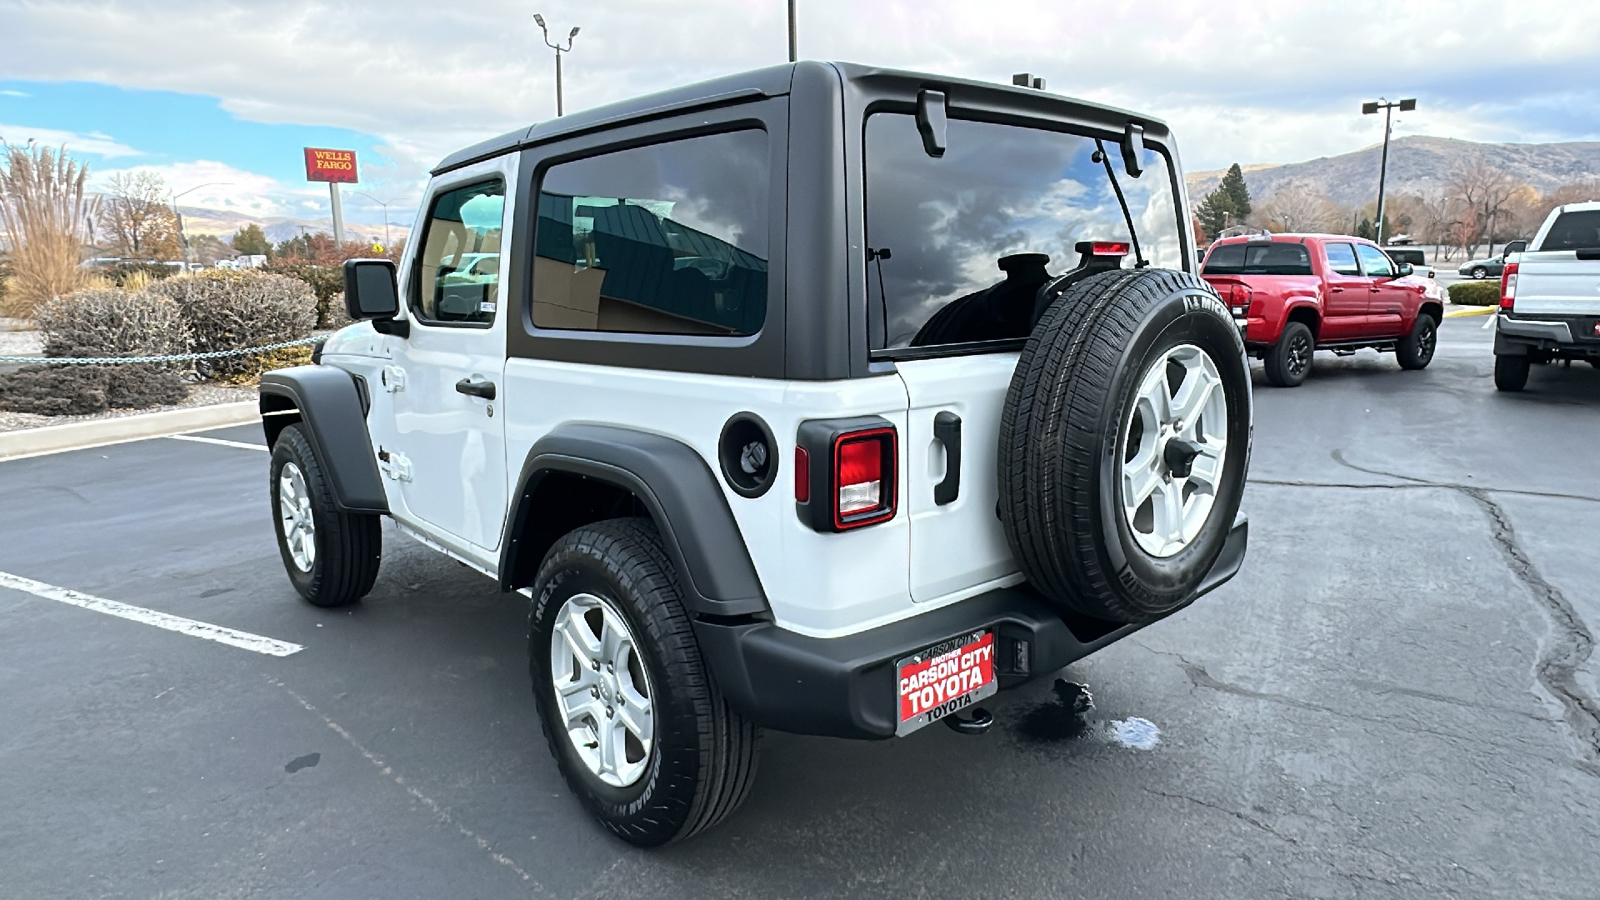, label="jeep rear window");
[532,129,769,337]
[864,113,1183,352]
[1539,209,1600,251]
[1202,242,1314,276]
